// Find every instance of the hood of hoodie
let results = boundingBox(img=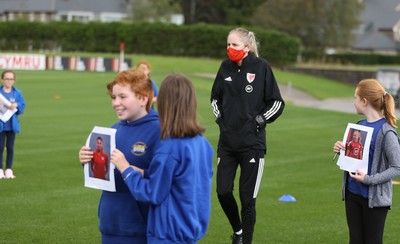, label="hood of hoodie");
[113,108,159,128]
